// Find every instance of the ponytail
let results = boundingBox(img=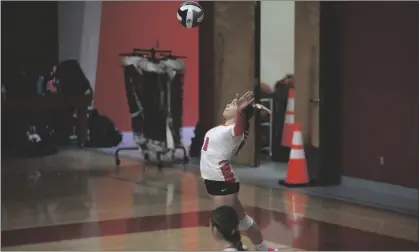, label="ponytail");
[230,230,245,251]
[220,229,246,251]
[211,206,246,251]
